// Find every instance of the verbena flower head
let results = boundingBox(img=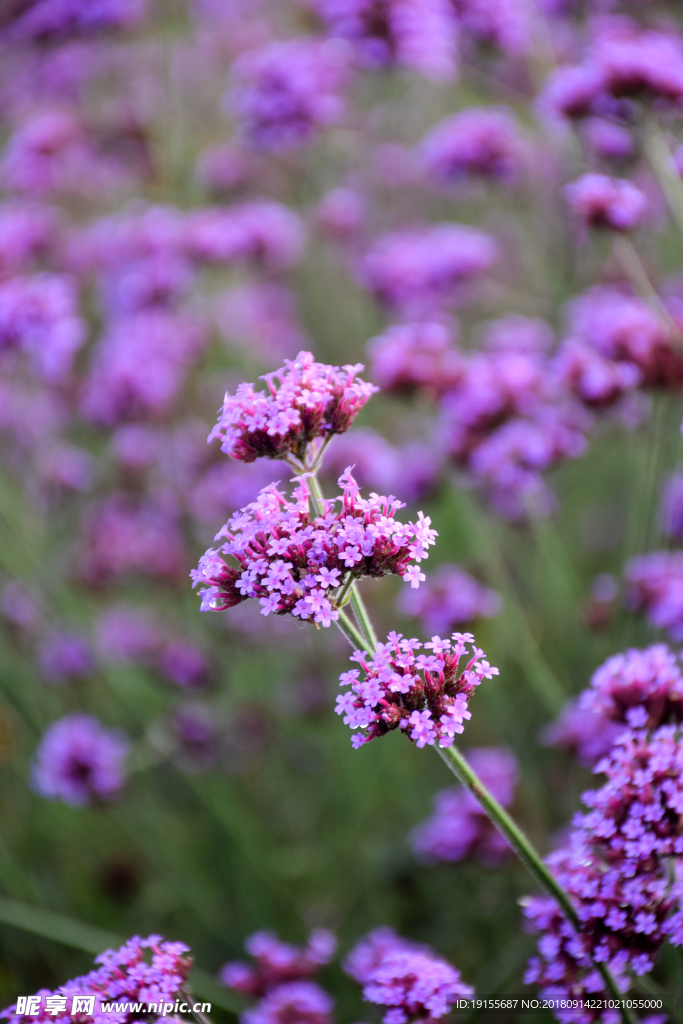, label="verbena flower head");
[221,929,337,996]
[398,563,501,635]
[439,330,588,518]
[32,713,129,807]
[241,980,333,1024]
[581,117,634,162]
[1,935,191,1024]
[344,927,473,1023]
[81,310,206,425]
[625,554,683,643]
[525,723,683,1009]
[192,471,437,625]
[312,0,458,82]
[541,697,622,768]
[336,630,497,749]
[564,173,647,232]
[540,26,683,122]
[419,108,522,185]
[38,631,94,684]
[0,273,85,381]
[0,0,146,43]
[580,643,683,729]
[361,224,497,317]
[80,494,186,585]
[229,39,350,151]
[208,352,378,463]
[0,202,59,276]
[451,0,532,57]
[566,286,683,391]
[367,322,463,397]
[411,747,517,863]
